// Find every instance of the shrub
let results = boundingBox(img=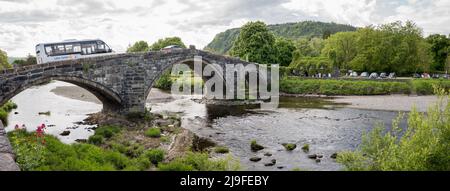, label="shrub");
[95,125,121,139]
[154,71,173,90]
[0,101,17,125]
[158,152,240,171]
[88,135,104,145]
[145,128,161,138]
[280,78,412,95]
[412,79,450,95]
[144,149,165,164]
[214,146,230,154]
[337,88,450,171]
